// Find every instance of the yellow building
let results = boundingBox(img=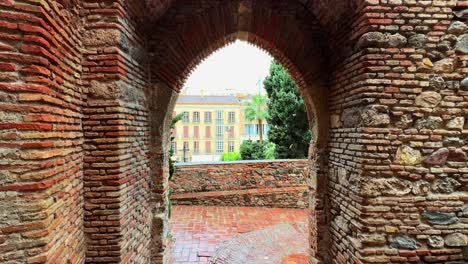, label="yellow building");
[172,94,268,162]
